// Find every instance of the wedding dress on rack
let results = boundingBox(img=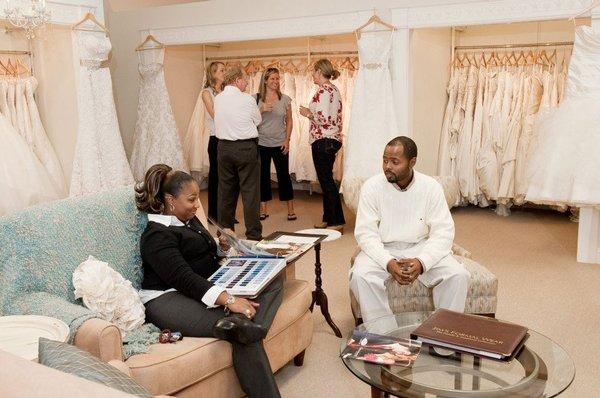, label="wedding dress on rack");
[70,30,133,197]
[526,26,600,207]
[342,31,398,212]
[0,76,66,197]
[130,49,187,181]
[0,110,59,216]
